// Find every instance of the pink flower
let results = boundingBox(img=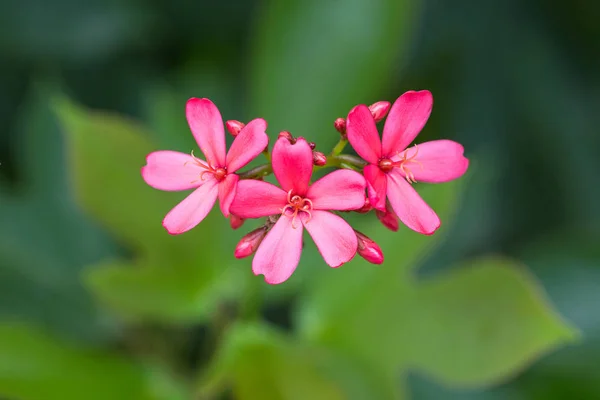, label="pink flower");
[142,98,269,234]
[346,90,469,235]
[230,137,366,284]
